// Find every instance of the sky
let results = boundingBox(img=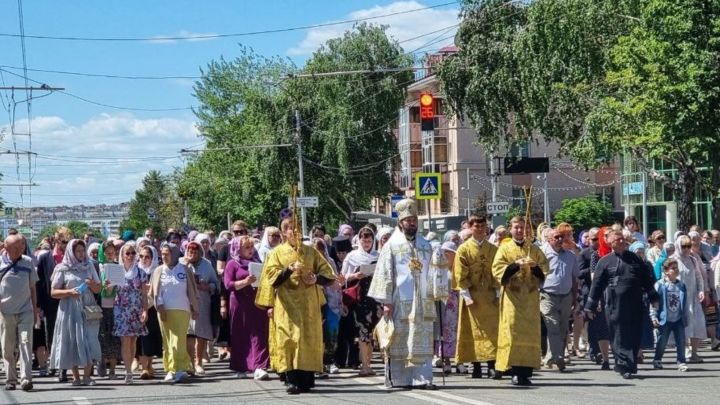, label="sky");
[0,0,459,208]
